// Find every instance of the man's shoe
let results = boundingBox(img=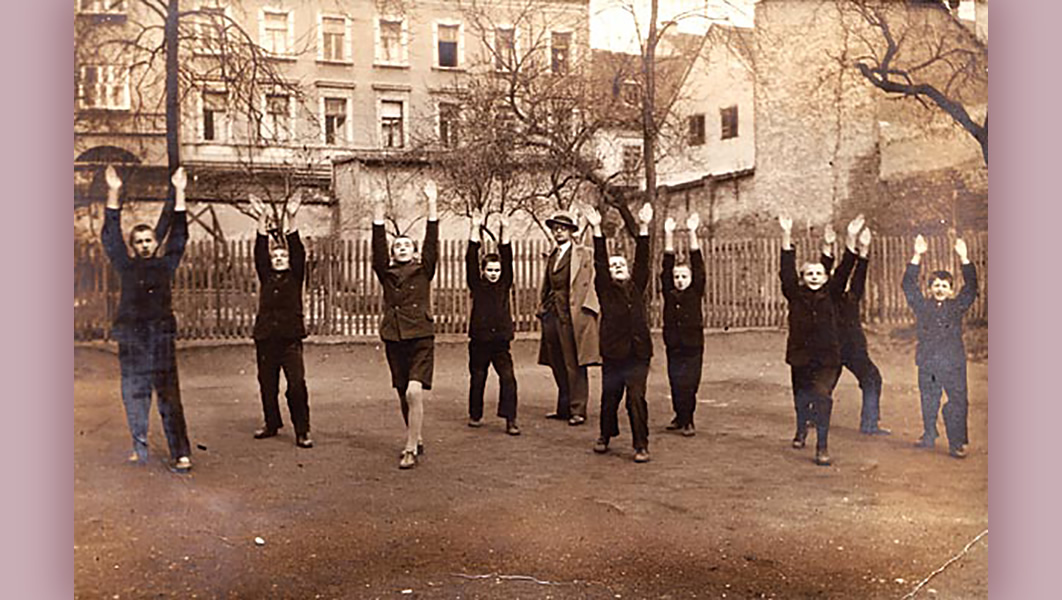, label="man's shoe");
[593,437,610,454]
[399,450,417,469]
[468,418,484,428]
[914,436,936,449]
[861,426,892,436]
[505,420,521,436]
[665,417,682,431]
[792,431,807,449]
[568,415,586,426]
[173,456,192,472]
[681,423,696,437]
[814,450,832,466]
[949,444,968,459]
[633,448,651,463]
[296,434,314,449]
[254,427,279,439]
[545,412,568,420]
